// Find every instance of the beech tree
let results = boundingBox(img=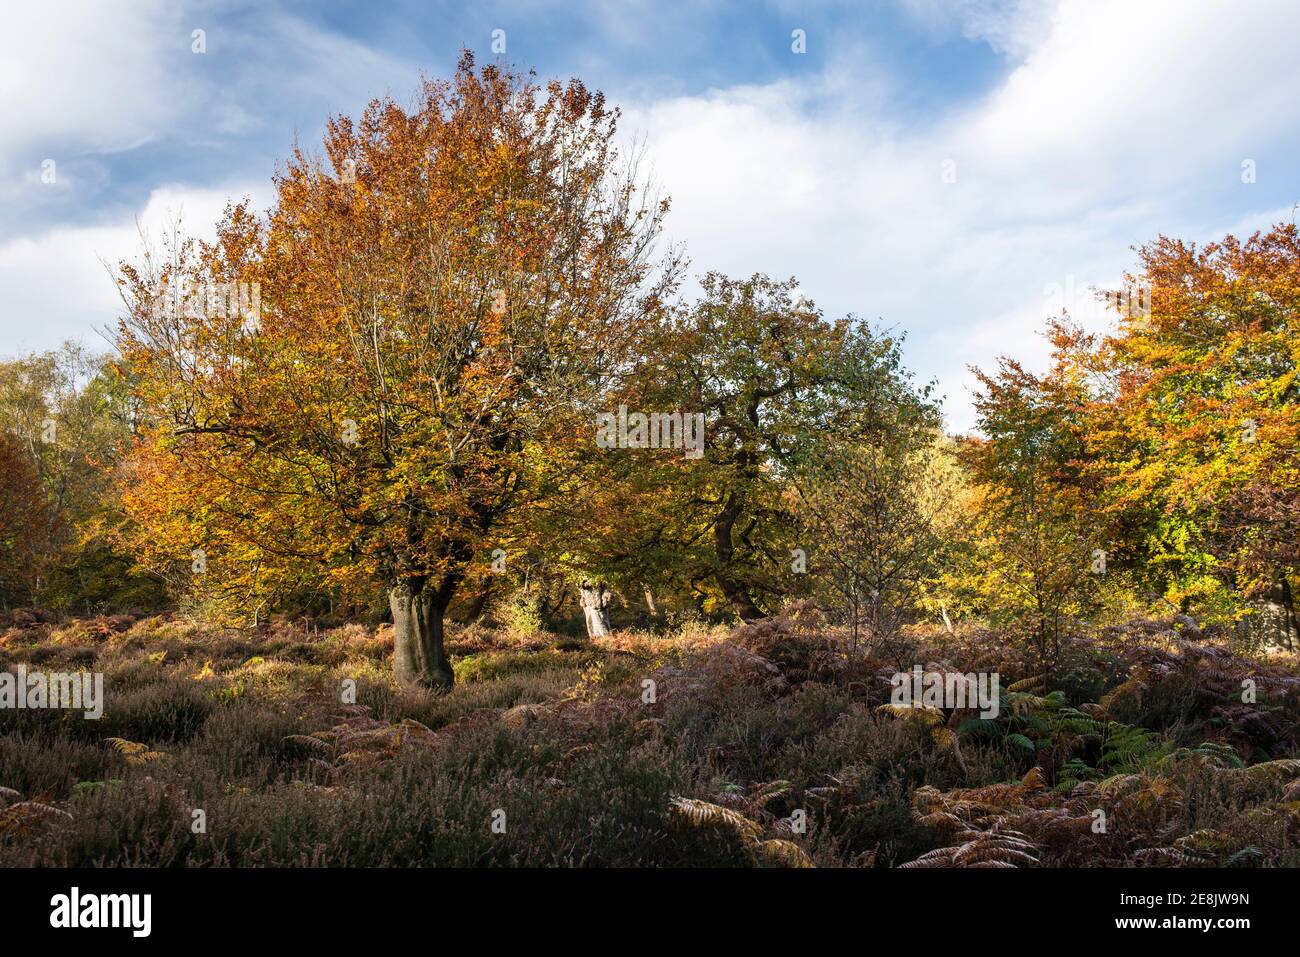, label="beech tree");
[116,55,674,688]
[554,275,946,627]
[963,339,1106,669]
[1083,225,1300,647]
